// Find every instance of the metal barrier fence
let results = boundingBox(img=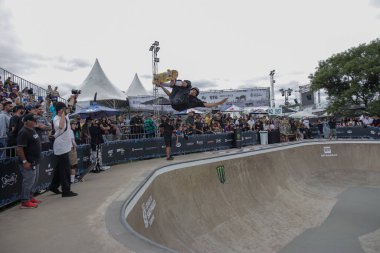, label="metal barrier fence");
[0,145,91,207]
